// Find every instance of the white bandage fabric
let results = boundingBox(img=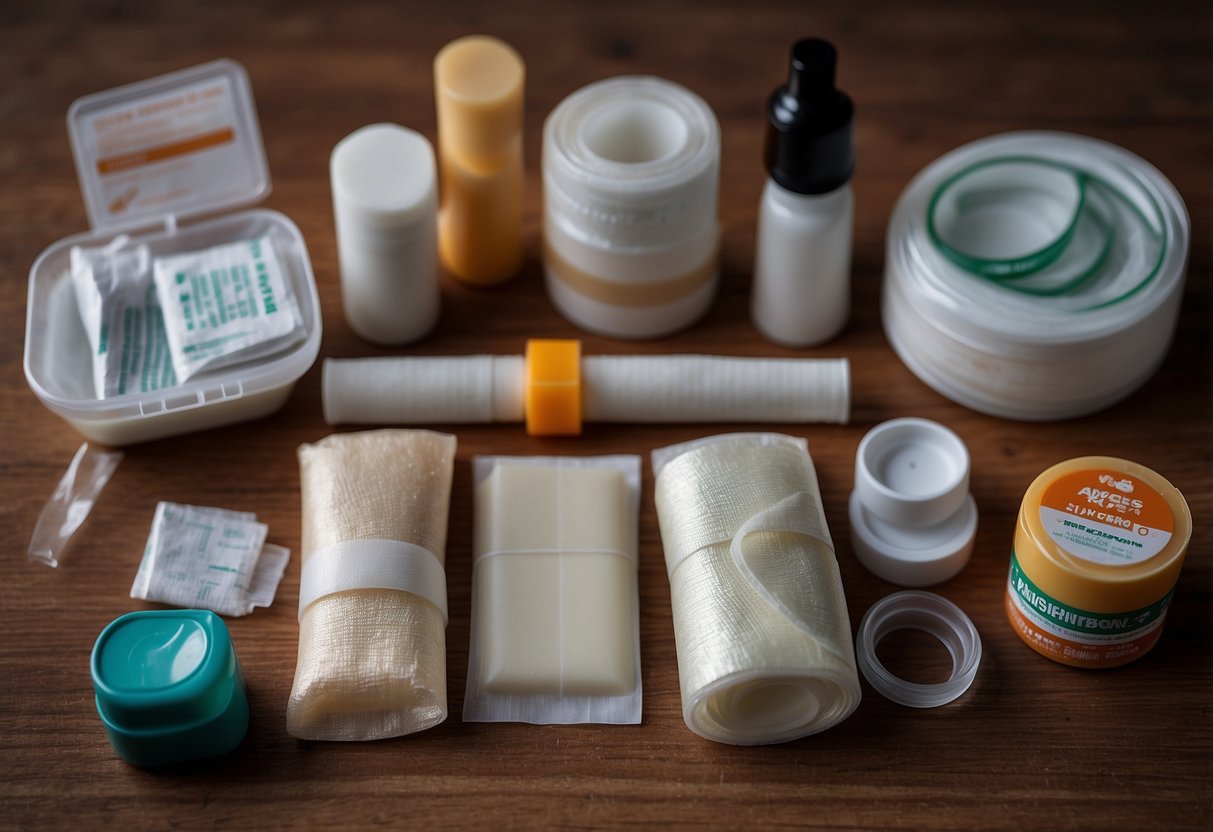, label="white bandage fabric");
[582,355,849,423]
[322,354,849,426]
[652,433,862,745]
[323,355,525,425]
[298,539,448,625]
[287,429,456,742]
